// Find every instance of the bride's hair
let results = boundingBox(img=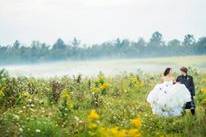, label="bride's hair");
[164,67,171,76]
